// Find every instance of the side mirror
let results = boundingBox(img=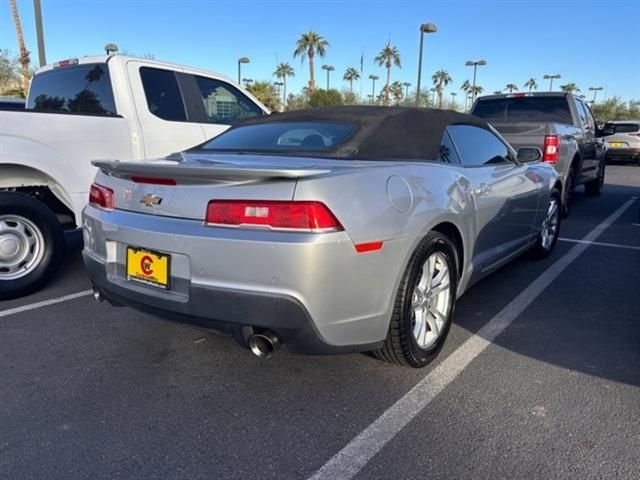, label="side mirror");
[517,147,542,163]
